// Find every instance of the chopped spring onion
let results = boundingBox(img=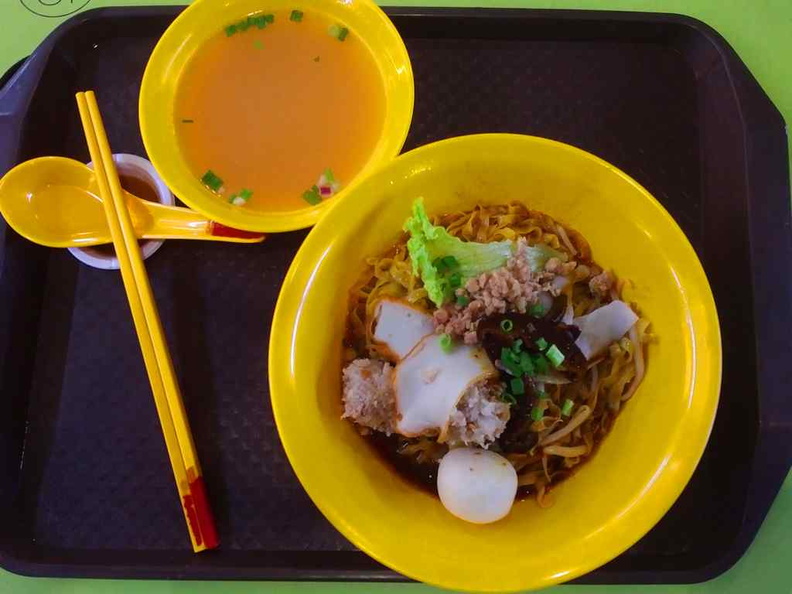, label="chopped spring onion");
[546,344,565,367]
[229,188,253,206]
[500,319,514,333]
[533,354,549,374]
[201,170,223,192]
[535,337,548,350]
[510,377,525,396]
[512,338,524,352]
[519,351,534,375]
[501,391,517,405]
[536,390,549,399]
[500,348,522,376]
[530,405,545,422]
[328,24,349,41]
[448,272,462,289]
[323,168,335,183]
[290,9,304,22]
[302,185,322,205]
[442,255,459,270]
[561,398,574,416]
[439,333,454,354]
[456,294,470,307]
[434,255,460,273]
[228,14,270,34]
[529,303,546,317]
